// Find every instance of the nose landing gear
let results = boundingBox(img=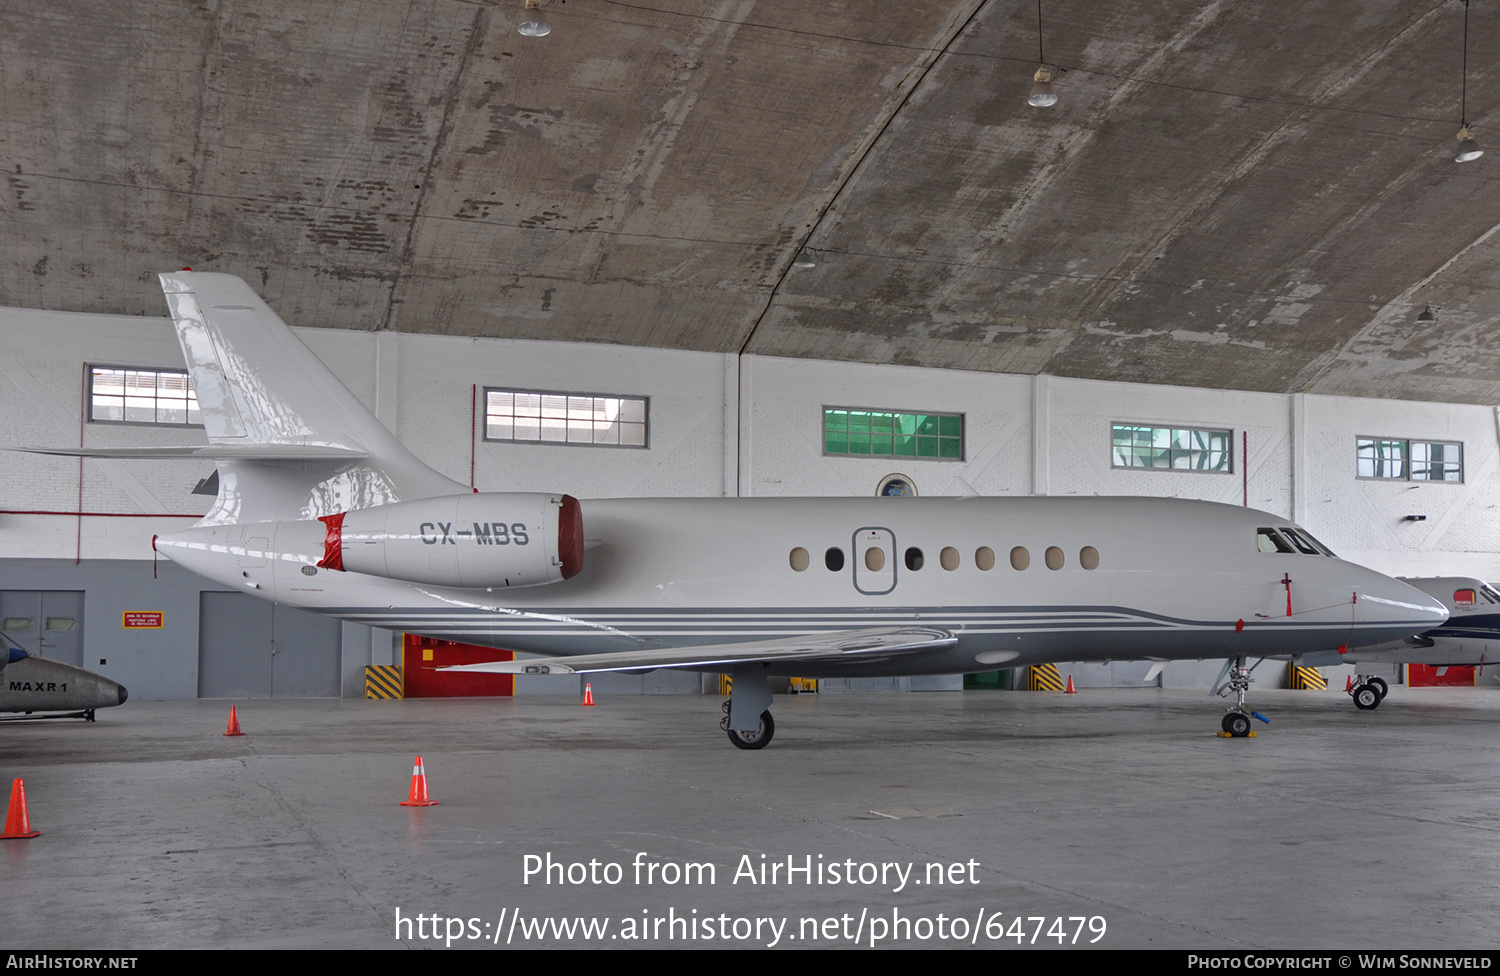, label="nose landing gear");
[1215,656,1271,737]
